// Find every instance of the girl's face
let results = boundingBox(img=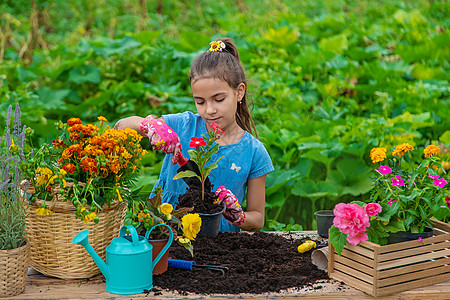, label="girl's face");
[191,77,245,133]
